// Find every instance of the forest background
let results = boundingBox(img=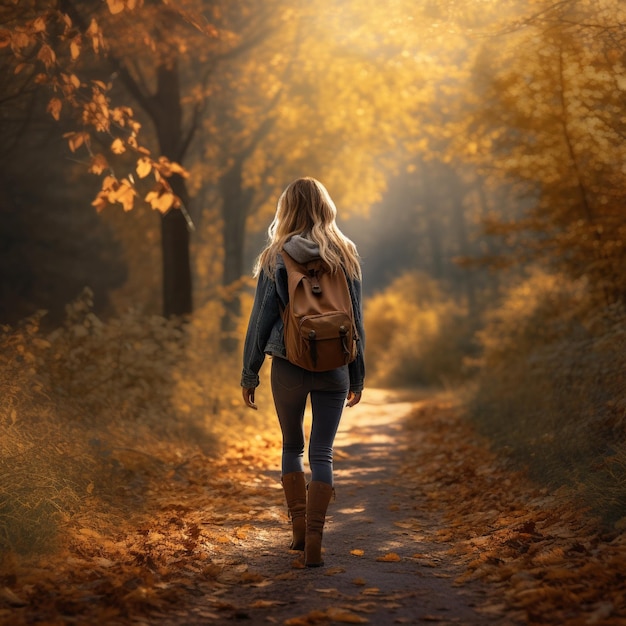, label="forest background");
[1,0,626,569]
